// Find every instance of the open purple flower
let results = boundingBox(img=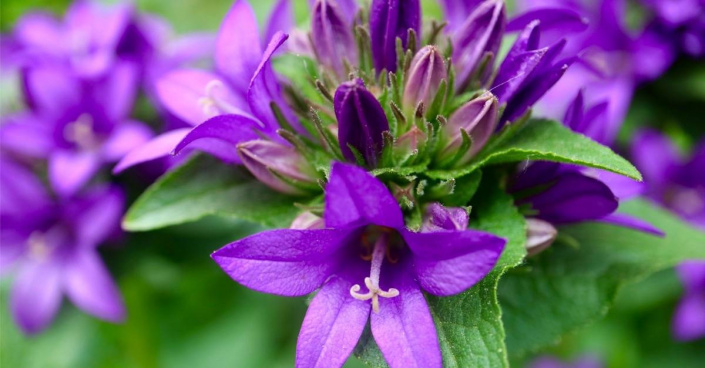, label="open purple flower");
[0,158,125,334]
[115,0,297,173]
[212,162,505,367]
[673,261,705,341]
[0,64,151,197]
